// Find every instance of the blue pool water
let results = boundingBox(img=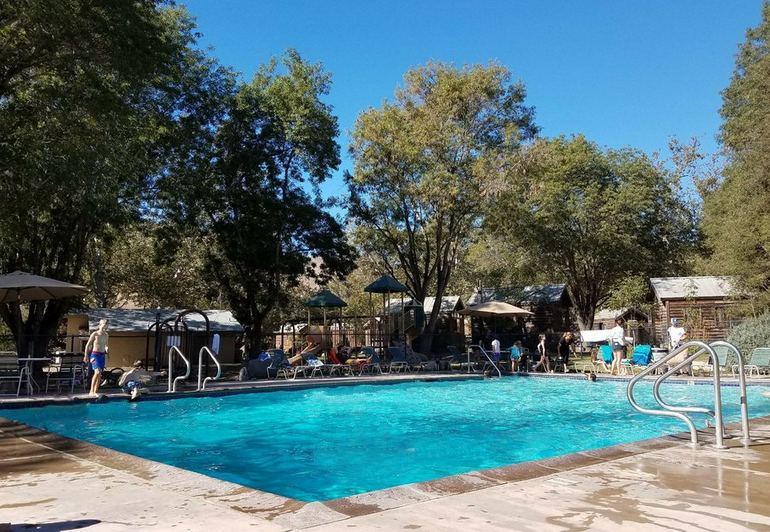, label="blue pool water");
[5,377,770,501]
